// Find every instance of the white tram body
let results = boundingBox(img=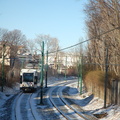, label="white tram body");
[20,68,40,92]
